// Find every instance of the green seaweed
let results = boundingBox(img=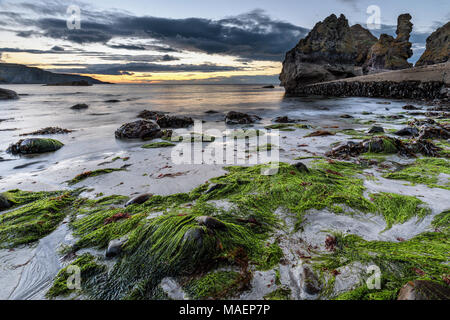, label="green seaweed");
[184,271,243,299]
[0,192,74,248]
[315,231,450,300]
[142,142,176,149]
[67,168,126,185]
[263,287,292,300]
[383,158,450,190]
[46,253,106,299]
